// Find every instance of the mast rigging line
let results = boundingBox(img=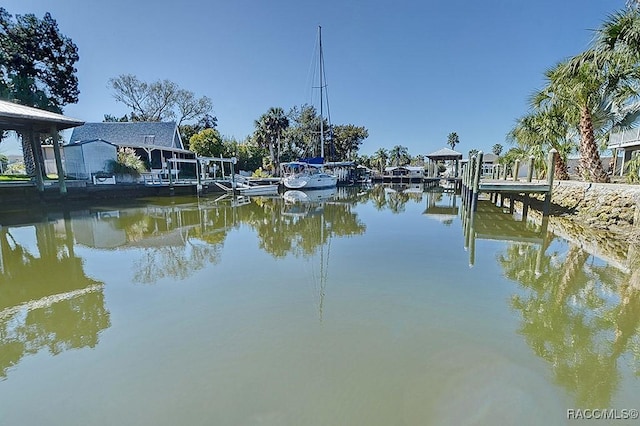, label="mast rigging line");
[304,26,333,158]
